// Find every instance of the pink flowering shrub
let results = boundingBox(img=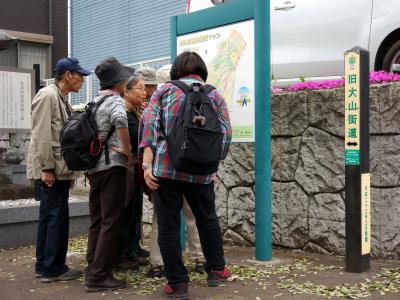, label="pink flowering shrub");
[369,70,400,83]
[287,79,344,92]
[271,87,284,93]
[271,71,400,93]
